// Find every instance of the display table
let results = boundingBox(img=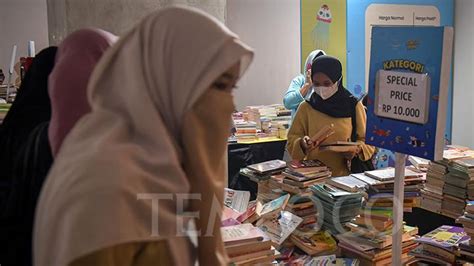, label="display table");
[227,138,287,200]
